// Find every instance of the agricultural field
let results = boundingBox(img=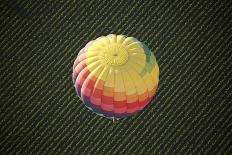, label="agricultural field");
[0,0,231,154]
